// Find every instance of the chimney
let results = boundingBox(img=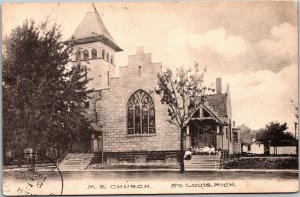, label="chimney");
[216,78,222,94]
